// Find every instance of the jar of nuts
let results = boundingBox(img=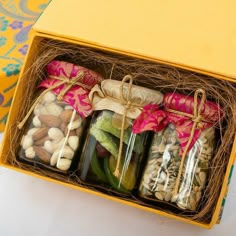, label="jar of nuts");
[18,60,104,173]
